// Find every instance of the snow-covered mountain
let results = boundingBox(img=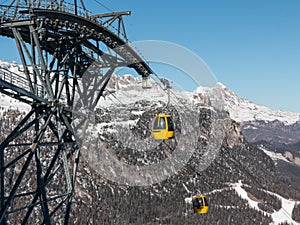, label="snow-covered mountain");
[1,59,299,125]
[100,72,300,183]
[104,73,300,146]
[105,71,300,125]
[2,60,300,224]
[2,59,300,156]
[194,82,300,125]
